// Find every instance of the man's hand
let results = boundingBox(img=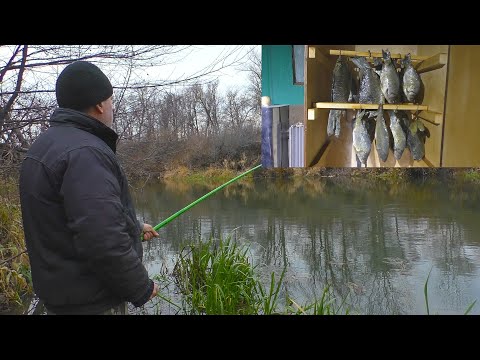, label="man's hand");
[142,223,159,241]
[148,282,159,301]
